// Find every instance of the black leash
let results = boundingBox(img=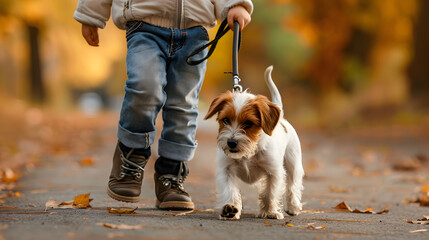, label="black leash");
[231,21,242,92]
[187,20,243,92]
